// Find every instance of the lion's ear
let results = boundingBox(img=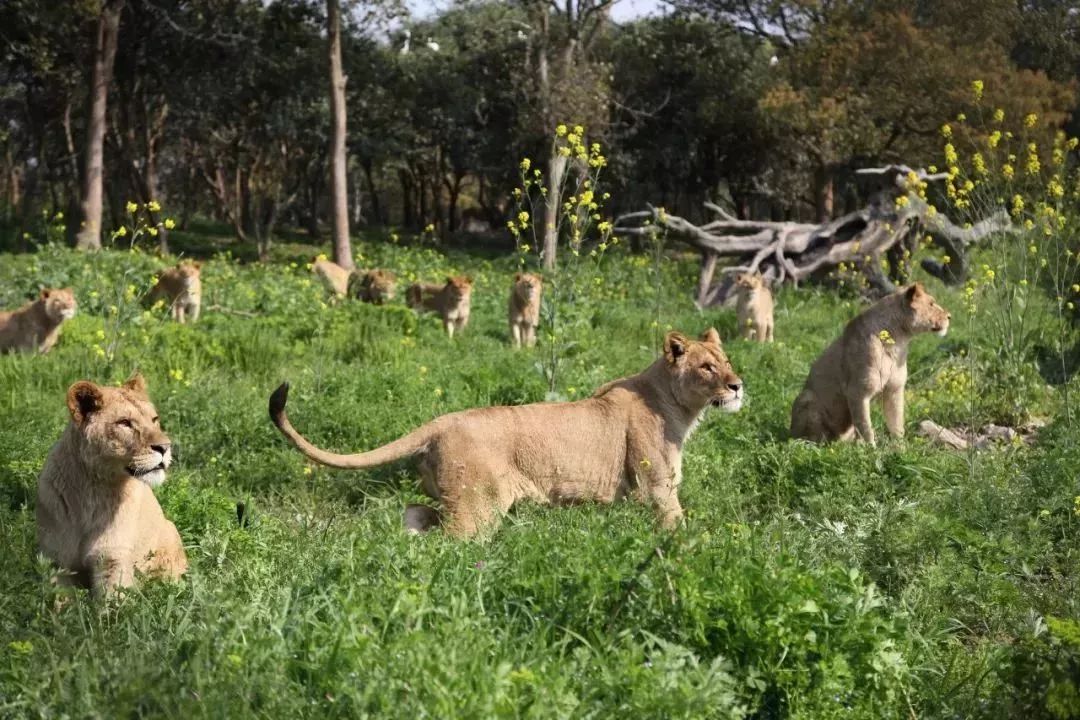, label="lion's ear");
[700,328,721,346]
[446,277,455,285]
[906,283,925,303]
[67,381,104,424]
[40,289,51,300]
[514,272,522,281]
[192,261,203,270]
[123,372,148,394]
[664,332,690,364]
